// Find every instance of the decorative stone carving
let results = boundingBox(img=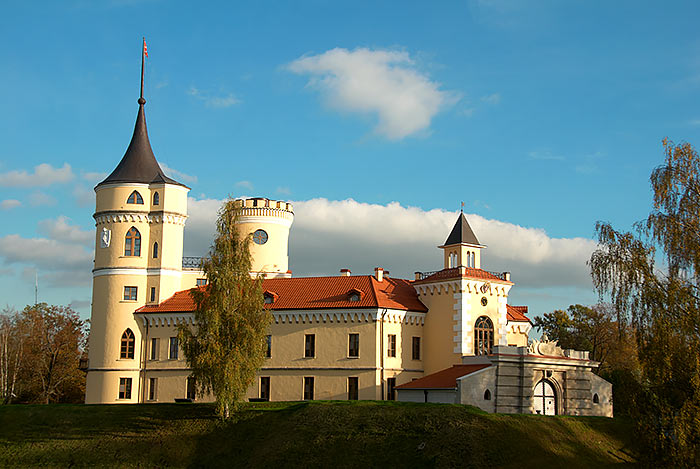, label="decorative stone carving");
[528,334,565,357]
[100,228,111,248]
